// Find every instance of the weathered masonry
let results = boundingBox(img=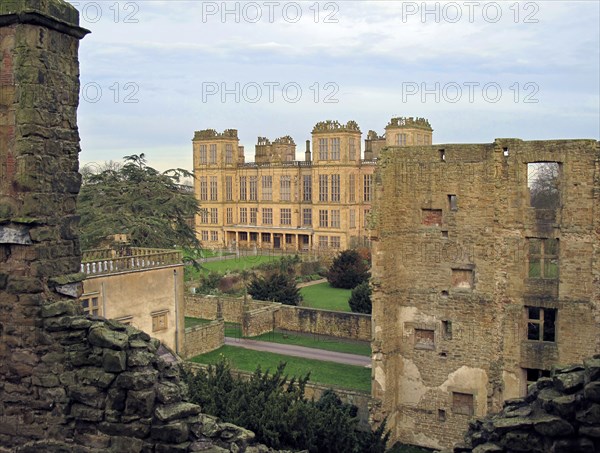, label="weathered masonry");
[0,2,290,451]
[370,138,600,449]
